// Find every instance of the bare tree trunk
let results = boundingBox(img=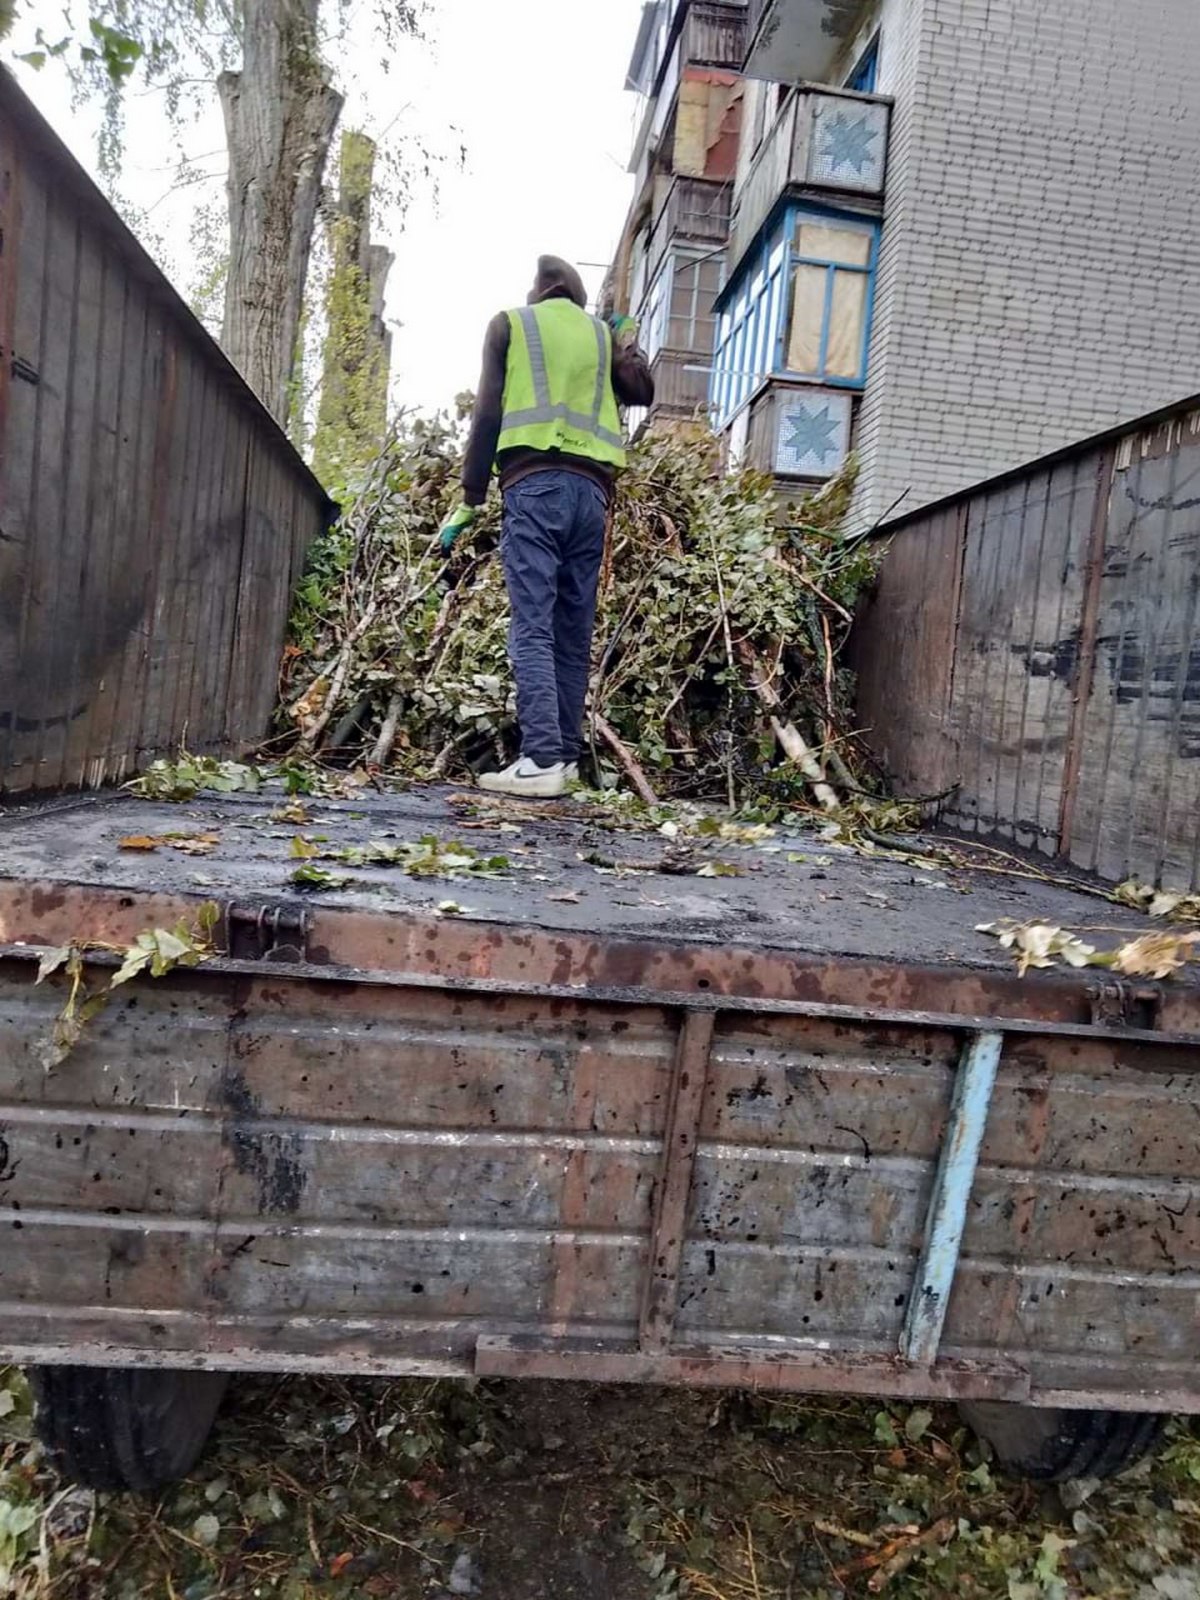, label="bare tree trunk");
[312,129,394,481]
[218,0,343,423]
